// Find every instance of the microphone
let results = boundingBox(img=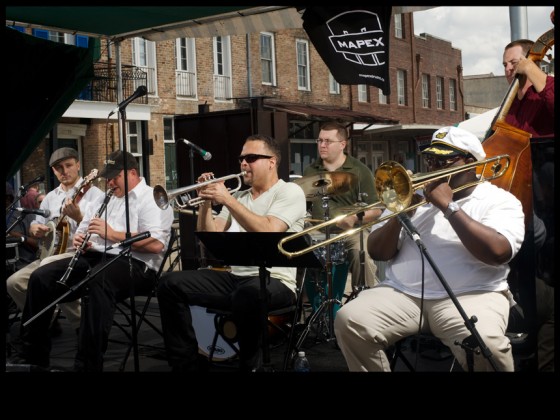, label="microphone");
[6,236,26,244]
[15,208,51,218]
[178,138,212,161]
[106,231,151,250]
[108,85,148,116]
[19,175,45,192]
[397,213,421,243]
